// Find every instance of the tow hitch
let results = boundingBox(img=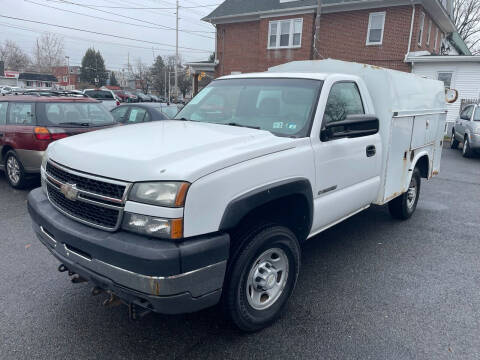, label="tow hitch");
[58,263,153,321]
